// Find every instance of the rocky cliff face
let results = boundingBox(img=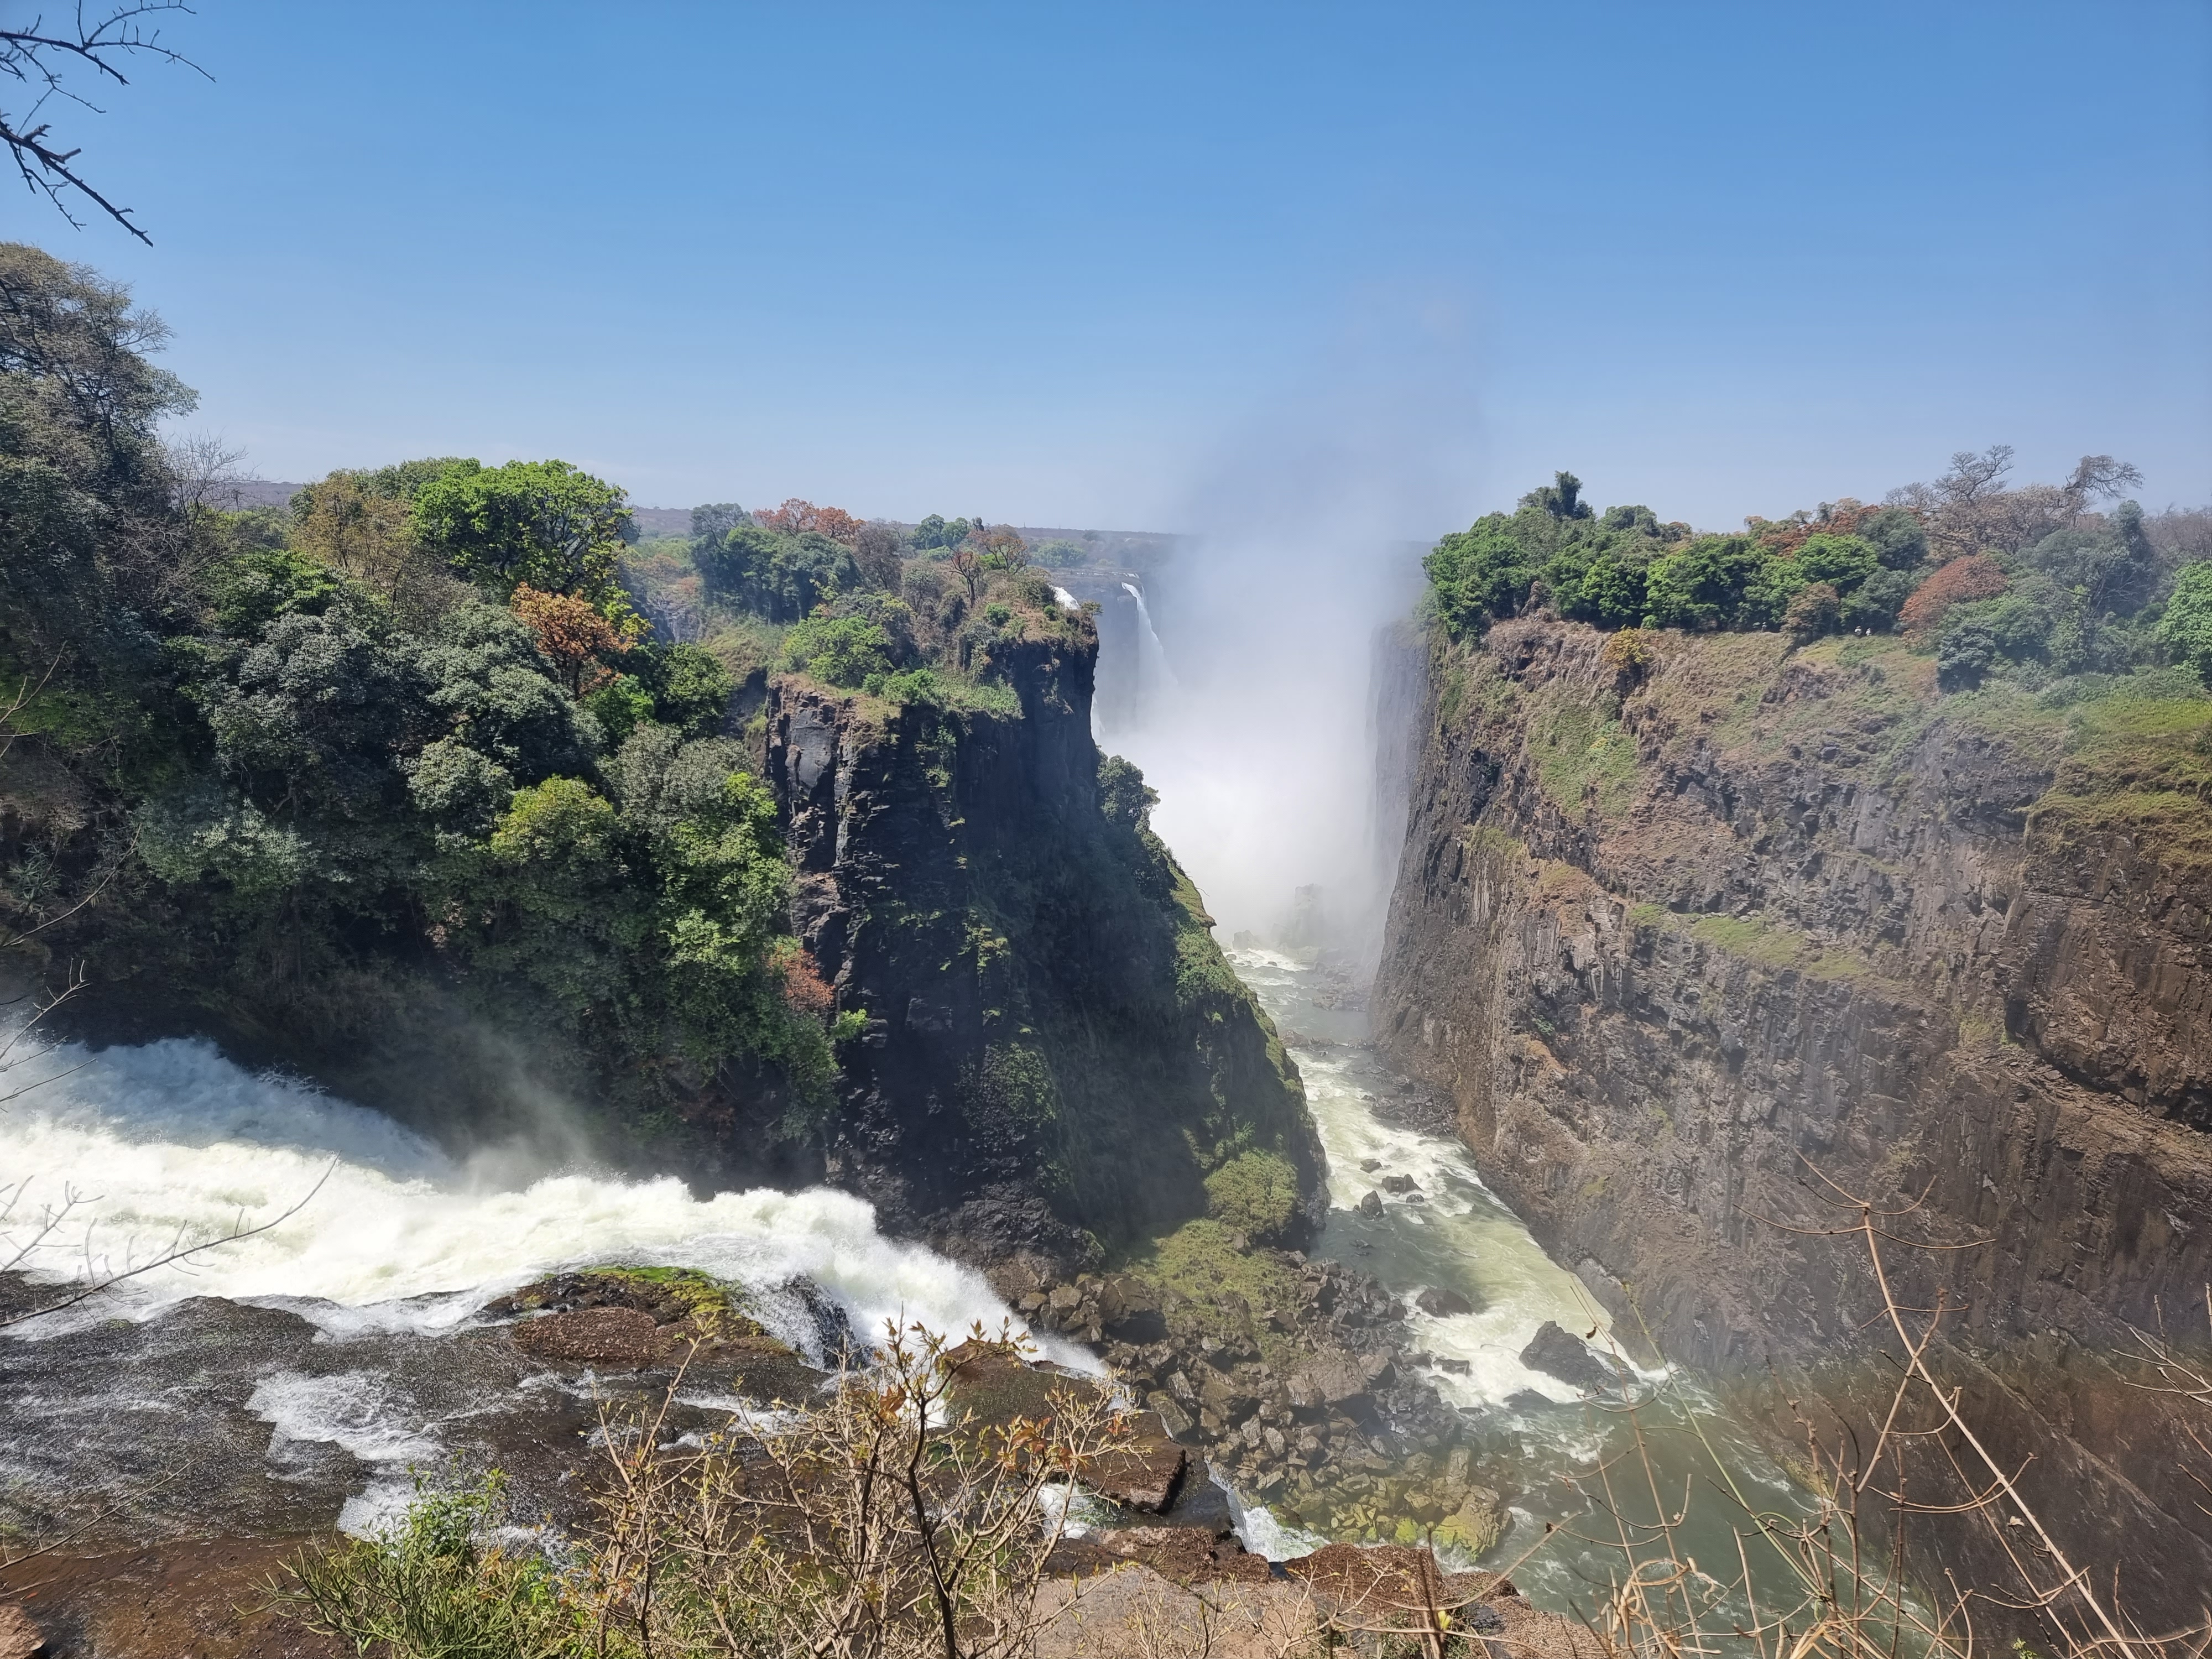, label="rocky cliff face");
[768,628,1324,1271]
[1373,617,2212,1621]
